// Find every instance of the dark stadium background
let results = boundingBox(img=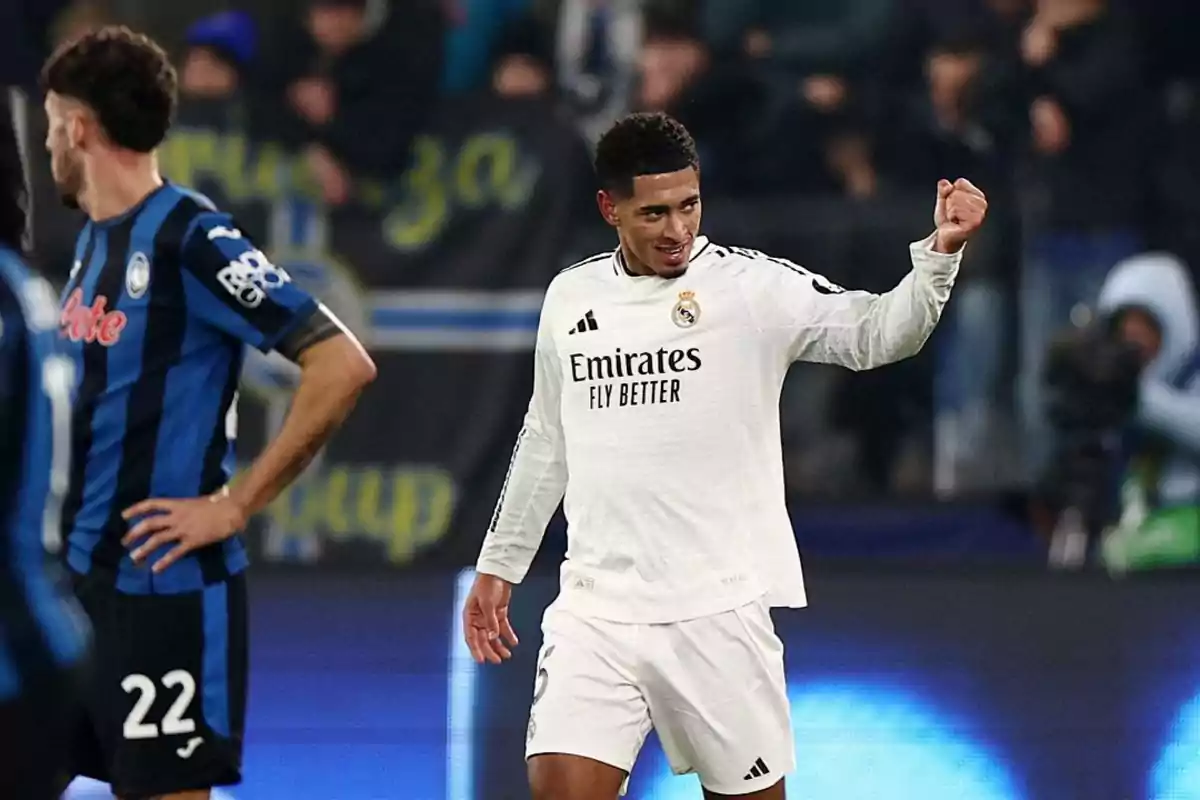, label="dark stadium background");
[6,0,1200,797]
